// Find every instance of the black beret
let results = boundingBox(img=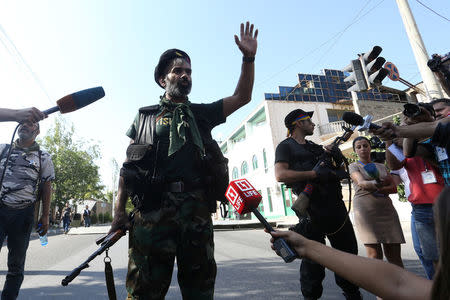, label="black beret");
[154,49,191,88]
[284,109,314,128]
